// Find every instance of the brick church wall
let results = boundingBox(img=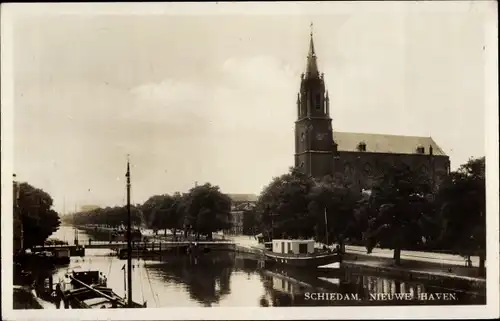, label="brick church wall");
[333,151,450,191]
